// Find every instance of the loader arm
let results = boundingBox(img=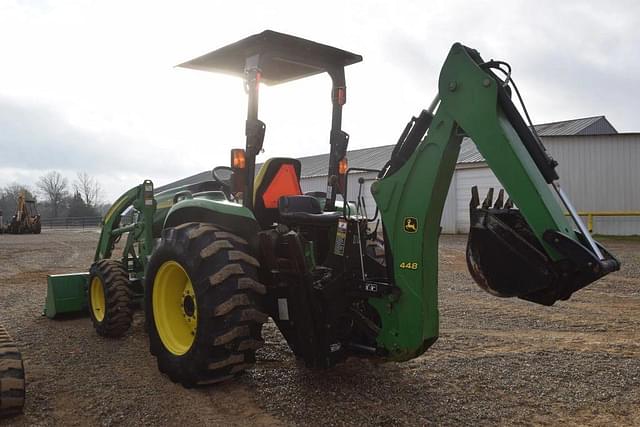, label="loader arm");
[371,43,620,361]
[95,180,155,270]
